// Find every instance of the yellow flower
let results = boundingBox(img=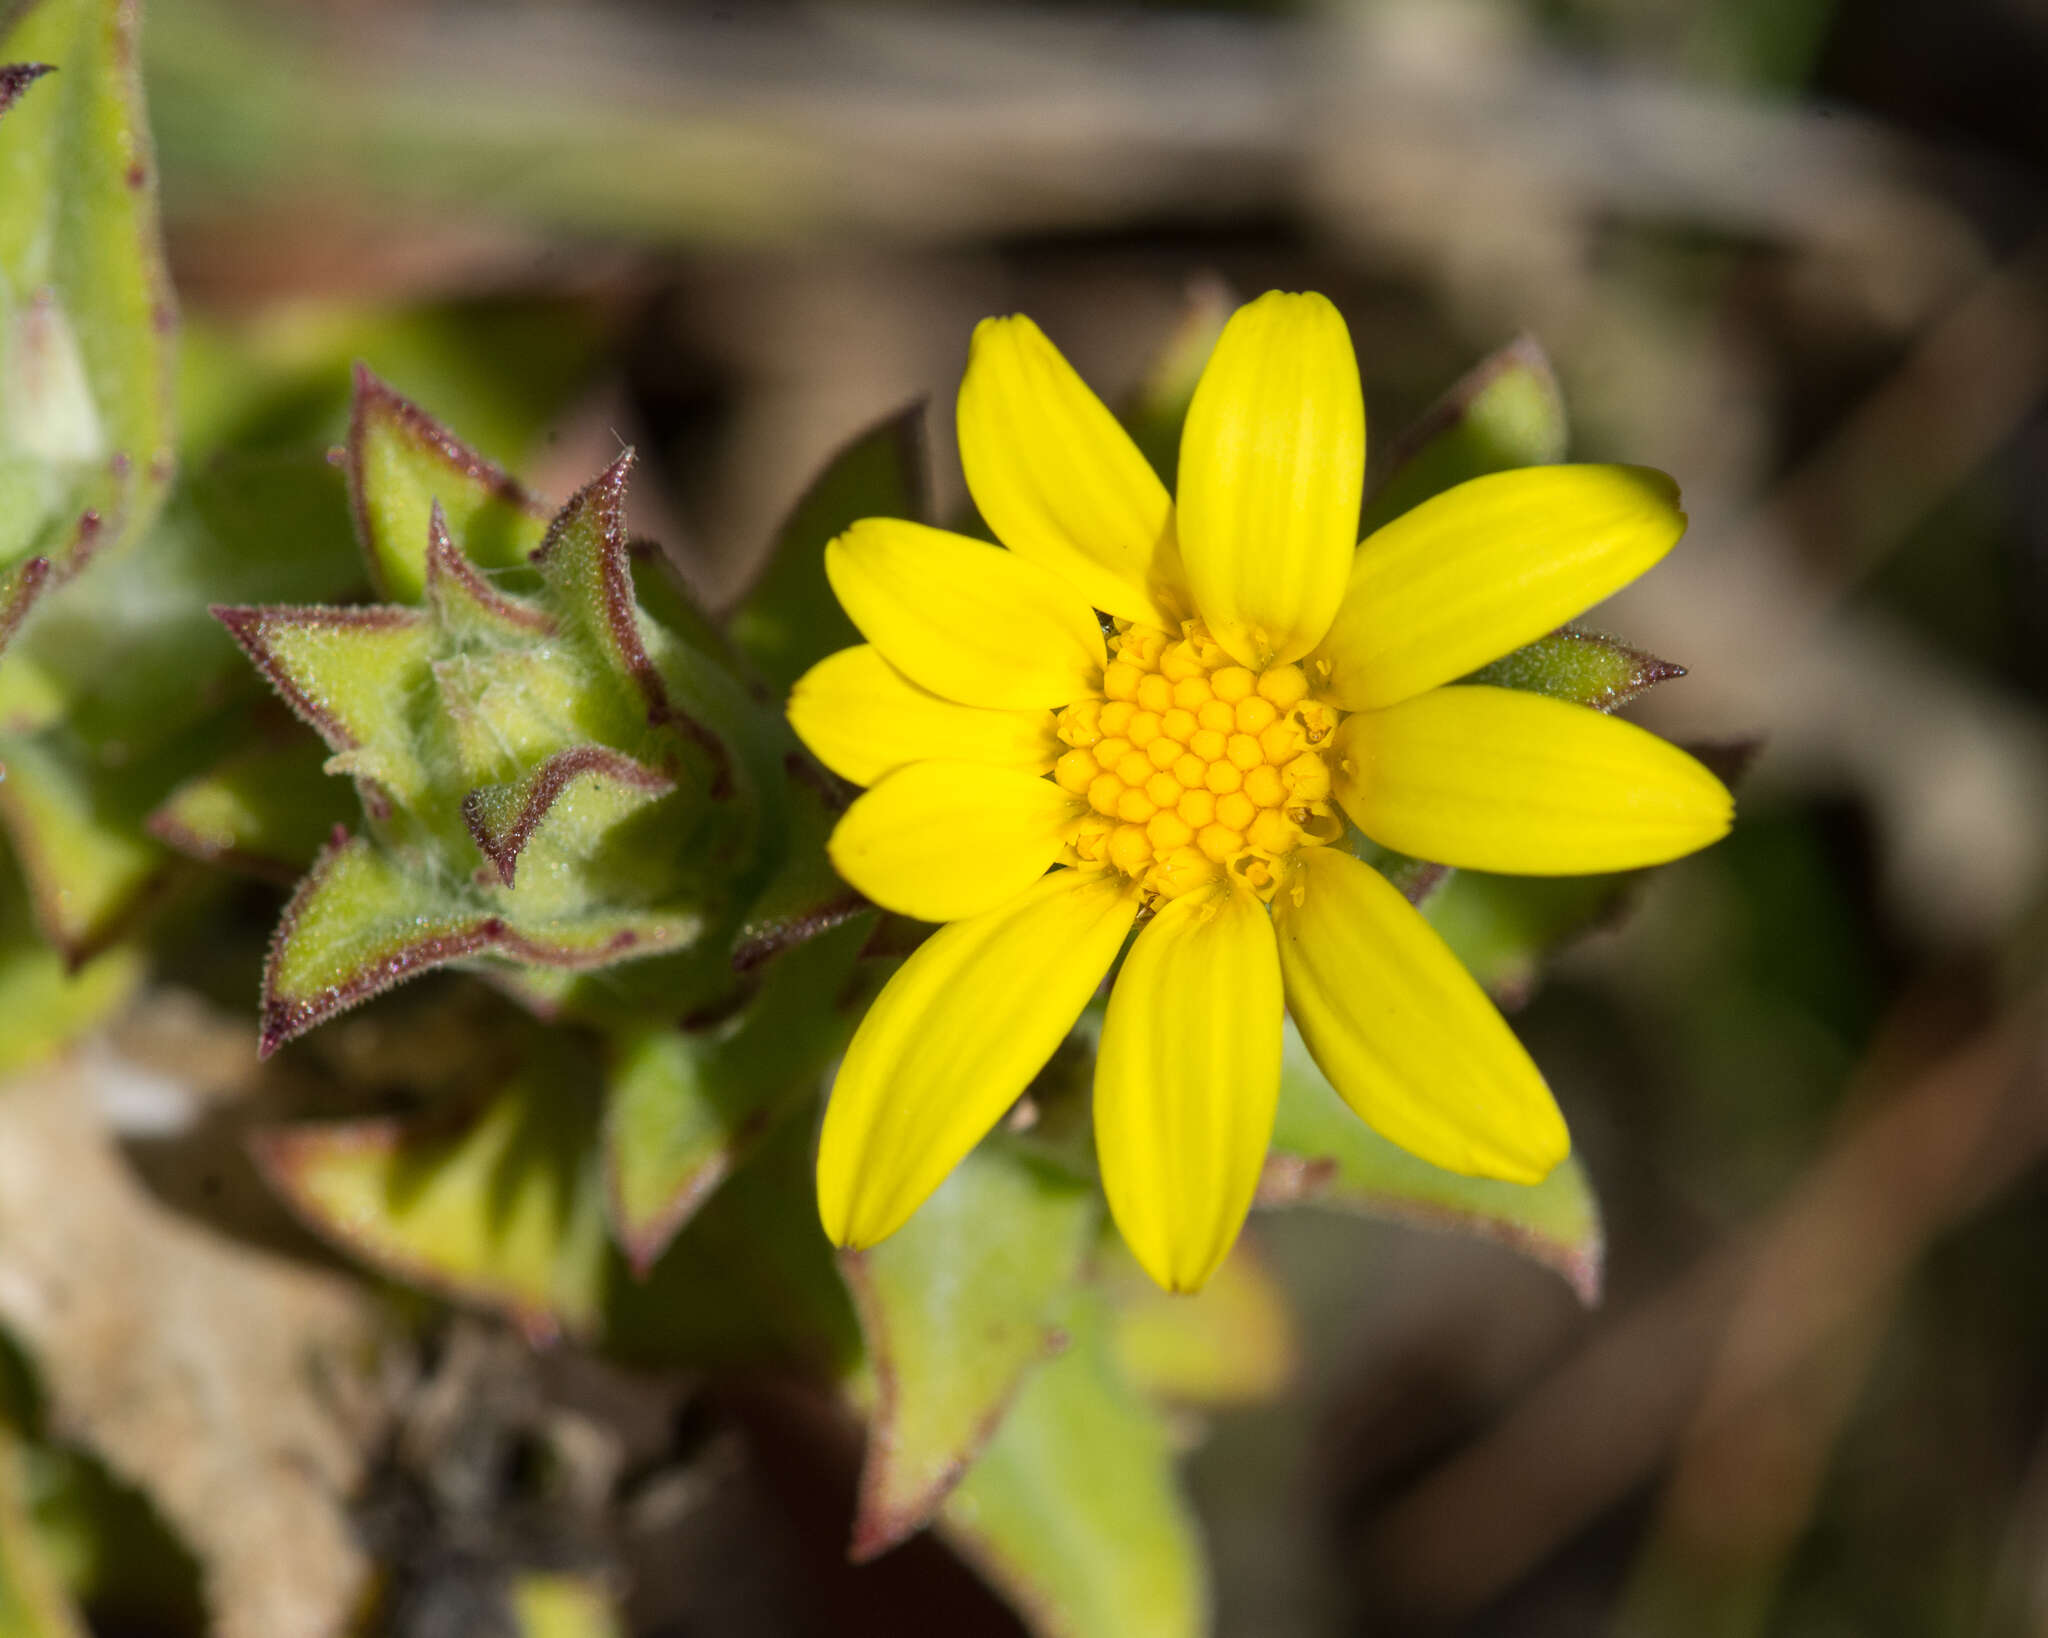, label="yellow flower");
[788,291,1731,1293]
